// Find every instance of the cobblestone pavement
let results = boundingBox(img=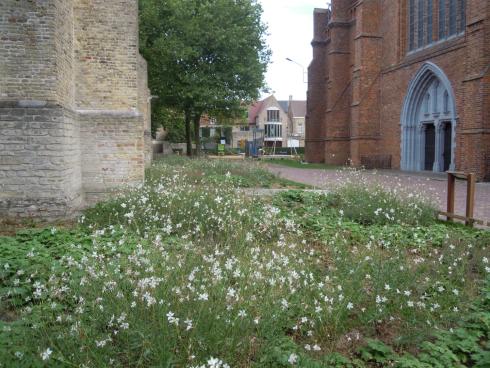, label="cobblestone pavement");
[266,165,490,226]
